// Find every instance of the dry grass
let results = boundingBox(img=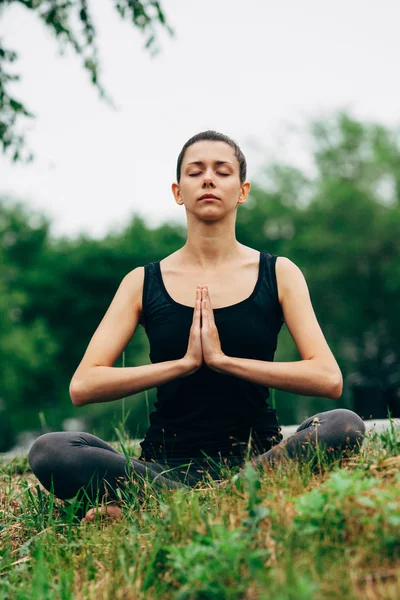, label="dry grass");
[1,428,400,599]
